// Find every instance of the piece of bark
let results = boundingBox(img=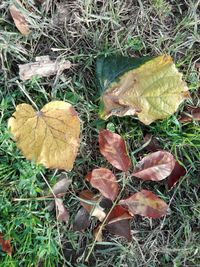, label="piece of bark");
[19,56,71,80]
